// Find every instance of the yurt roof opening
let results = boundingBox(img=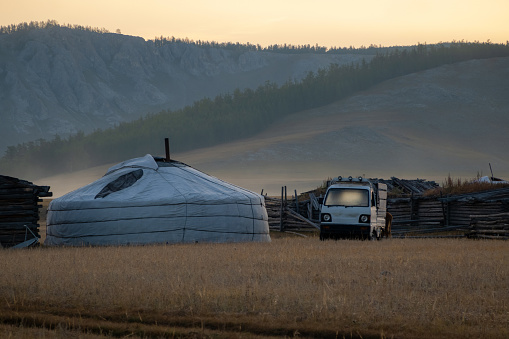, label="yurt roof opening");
[46,139,270,246]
